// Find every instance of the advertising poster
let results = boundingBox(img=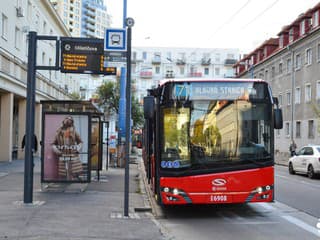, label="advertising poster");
[90,118,102,170]
[42,113,90,182]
